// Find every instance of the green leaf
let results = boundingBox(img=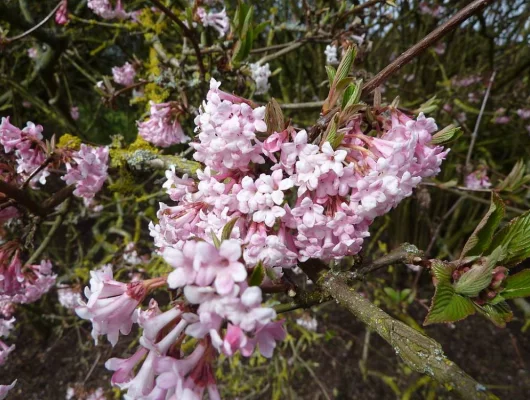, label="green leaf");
[430,259,453,283]
[341,85,355,109]
[325,66,336,86]
[333,46,356,85]
[249,262,265,286]
[325,114,343,149]
[210,231,221,249]
[454,252,499,297]
[430,125,462,145]
[221,217,239,241]
[473,301,513,328]
[461,192,505,257]
[253,21,269,36]
[487,210,530,267]
[497,160,526,192]
[501,269,530,299]
[424,282,476,325]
